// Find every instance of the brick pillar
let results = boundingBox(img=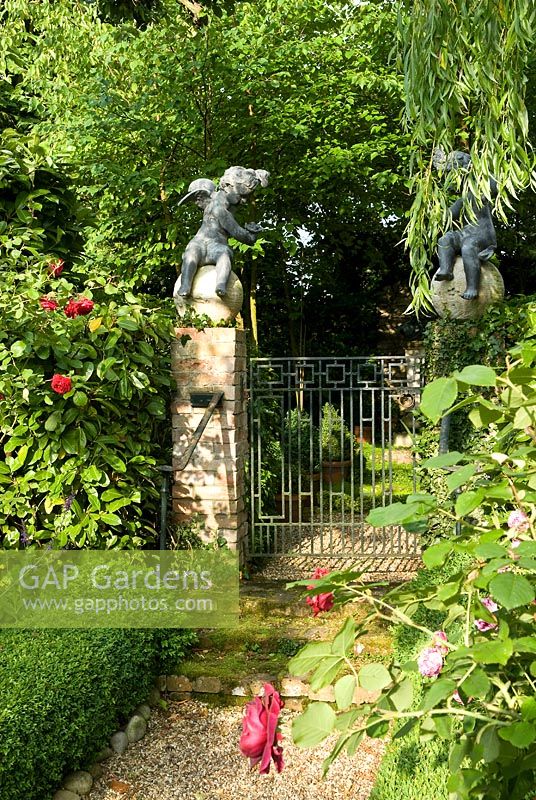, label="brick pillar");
[170,328,248,562]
